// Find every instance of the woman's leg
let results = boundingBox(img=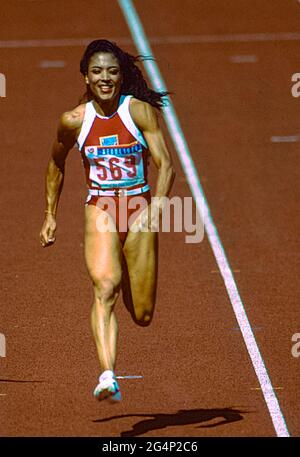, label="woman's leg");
[122,226,158,326]
[84,203,122,398]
